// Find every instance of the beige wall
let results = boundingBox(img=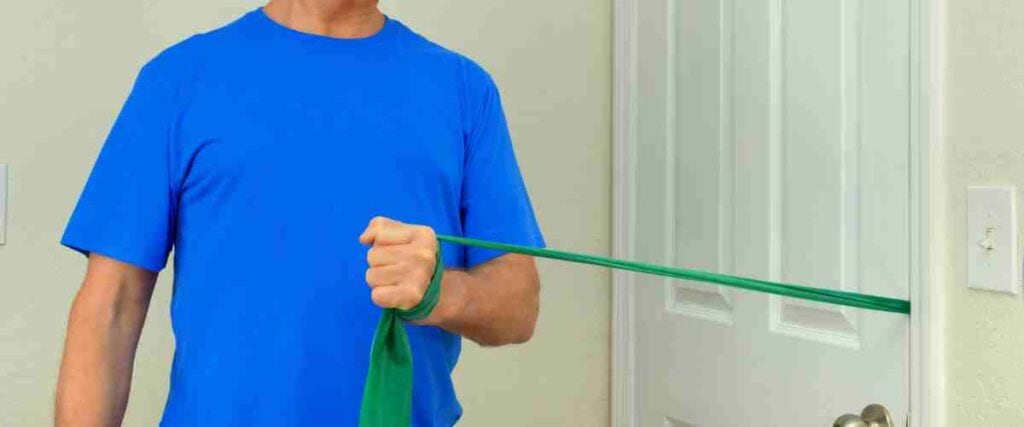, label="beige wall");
[0,1,611,426]
[943,0,1024,424]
